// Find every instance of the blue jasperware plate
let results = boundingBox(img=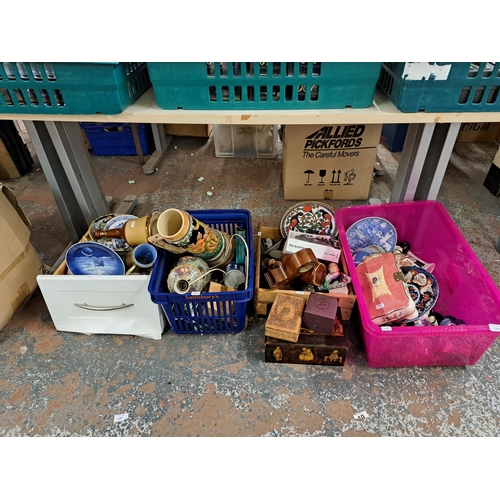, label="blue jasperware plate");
[66,242,125,275]
[345,216,397,253]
